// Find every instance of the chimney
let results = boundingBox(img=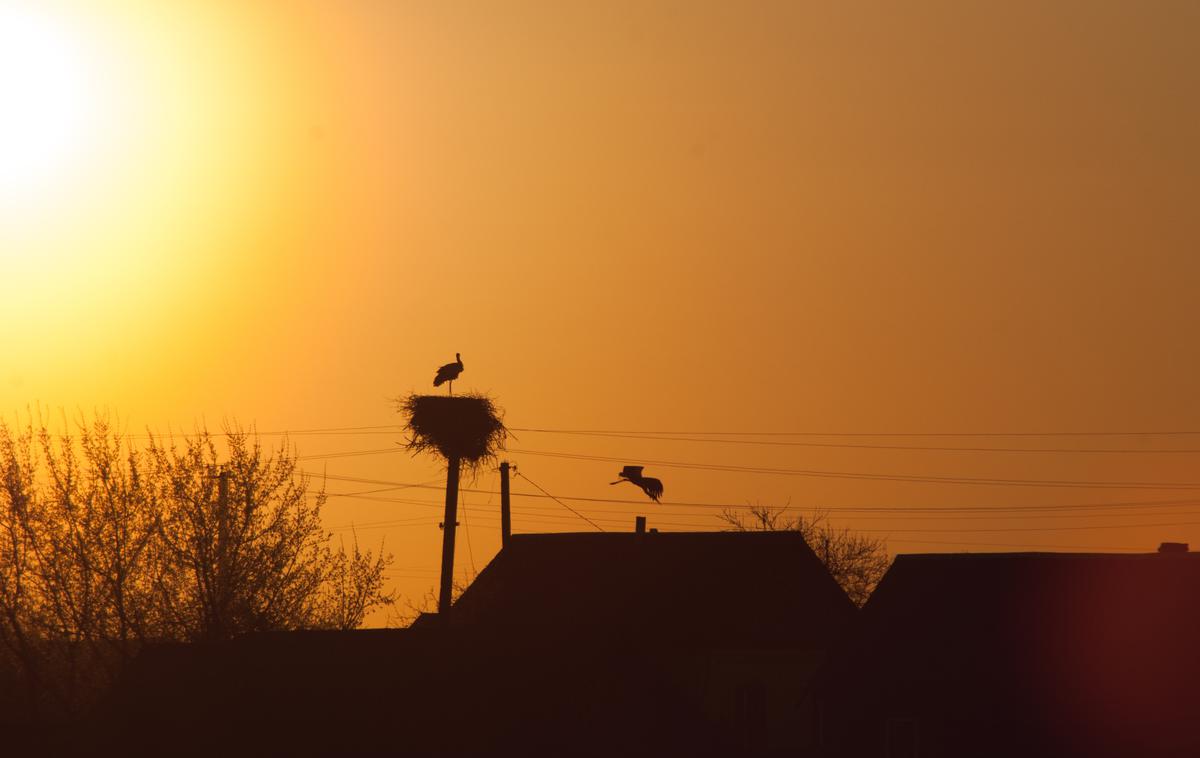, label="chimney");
[1158,542,1189,554]
[635,516,646,534]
